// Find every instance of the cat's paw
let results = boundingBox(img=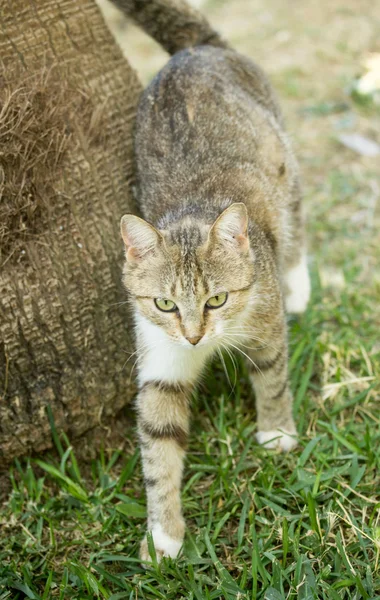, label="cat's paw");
[140,524,183,564]
[285,256,311,314]
[256,429,298,452]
